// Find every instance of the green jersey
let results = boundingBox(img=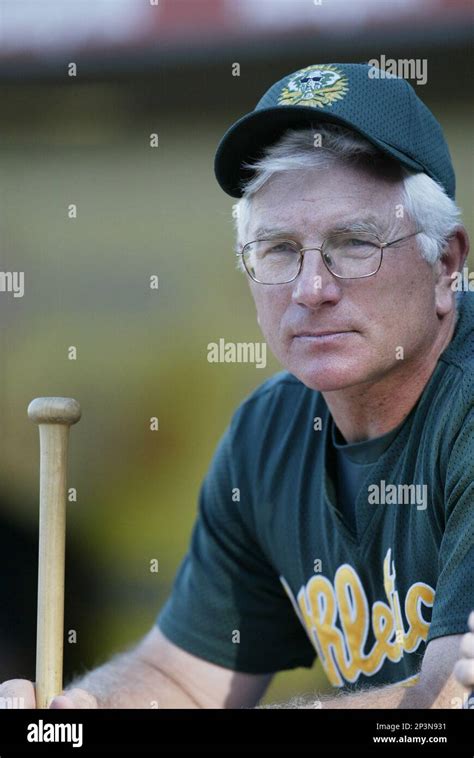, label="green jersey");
[157,292,474,691]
